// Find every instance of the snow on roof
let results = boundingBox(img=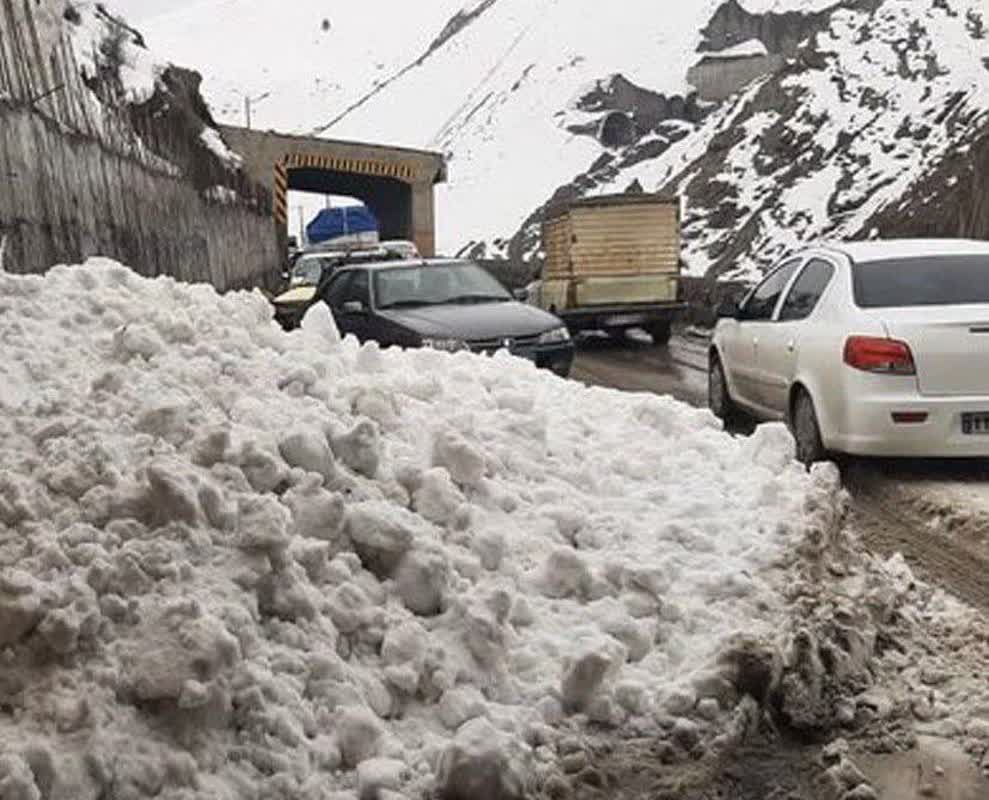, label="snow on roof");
[0,259,837,798]
[824,239,989,263]
[699,38,770,61]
